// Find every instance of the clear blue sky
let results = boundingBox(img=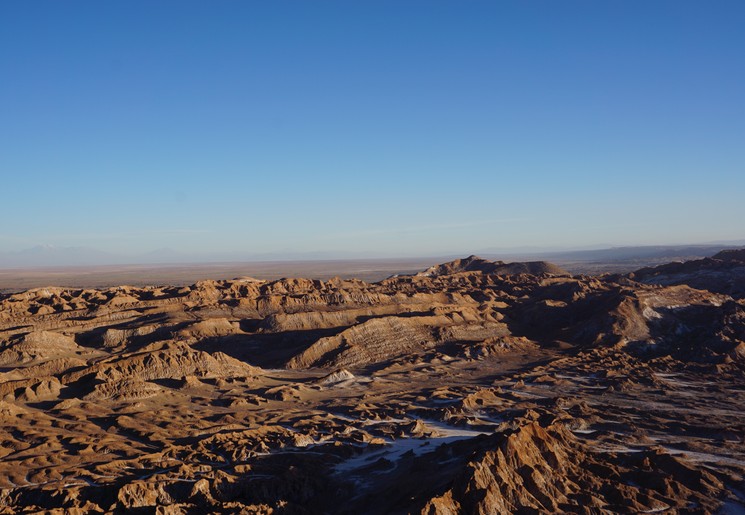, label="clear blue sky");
[1,1,744,258]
